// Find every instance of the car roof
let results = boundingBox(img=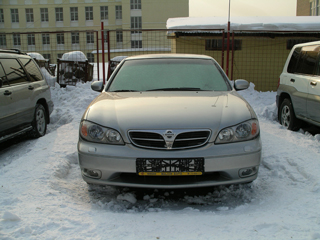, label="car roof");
[293,40,320,48]
[124,54,214,61]
[0,49,30,58]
